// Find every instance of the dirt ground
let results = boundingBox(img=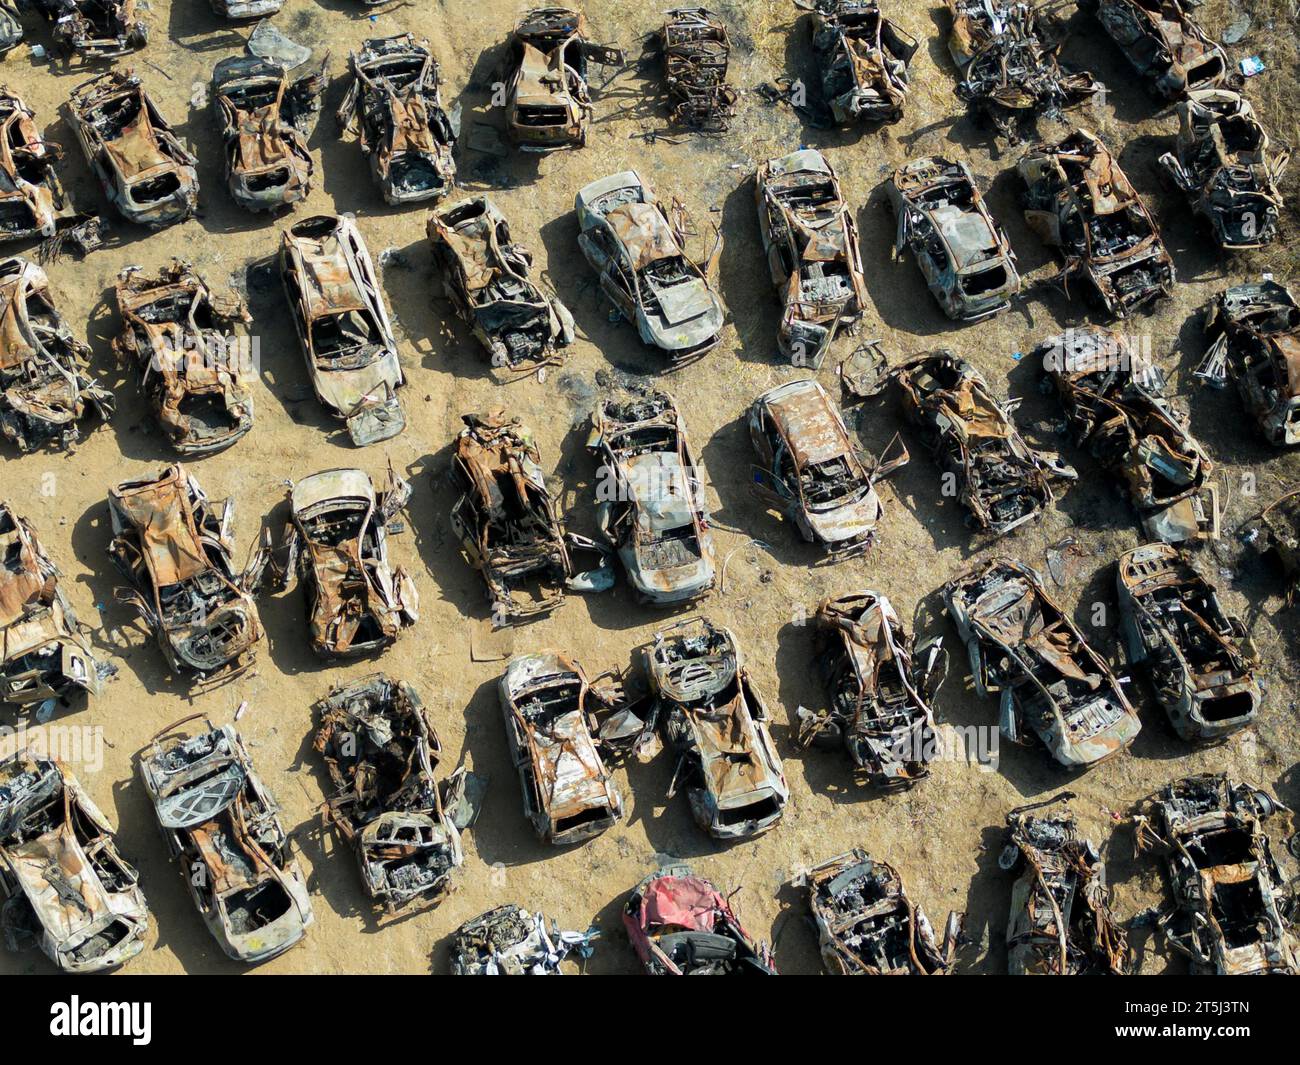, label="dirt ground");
[3,0,1300,975]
